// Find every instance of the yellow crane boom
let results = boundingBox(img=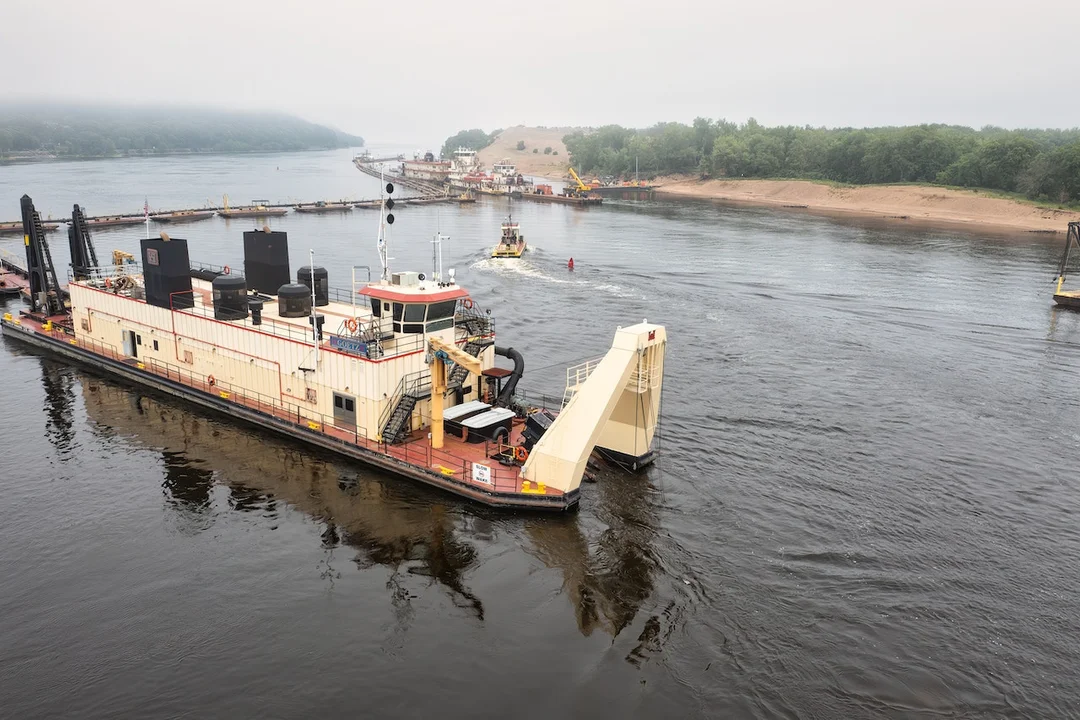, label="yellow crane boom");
[568,167,590,192]
[428,337,483,449]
